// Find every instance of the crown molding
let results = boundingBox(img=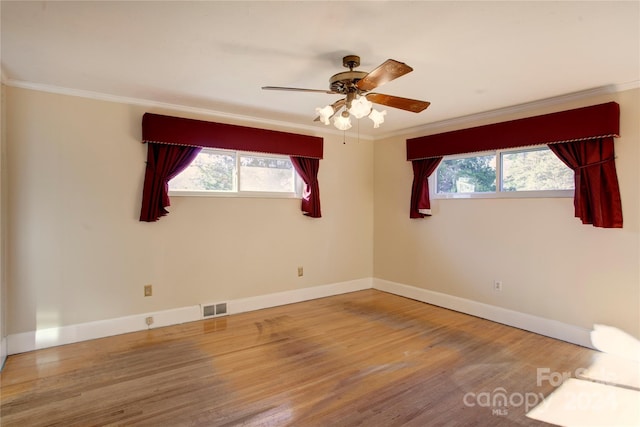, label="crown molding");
[615,80,640,92]
[383,81,640,140]
[4,78,637,142]
[3,79,377,140]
